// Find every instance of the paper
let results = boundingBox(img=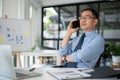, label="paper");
[47,68,91,80]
